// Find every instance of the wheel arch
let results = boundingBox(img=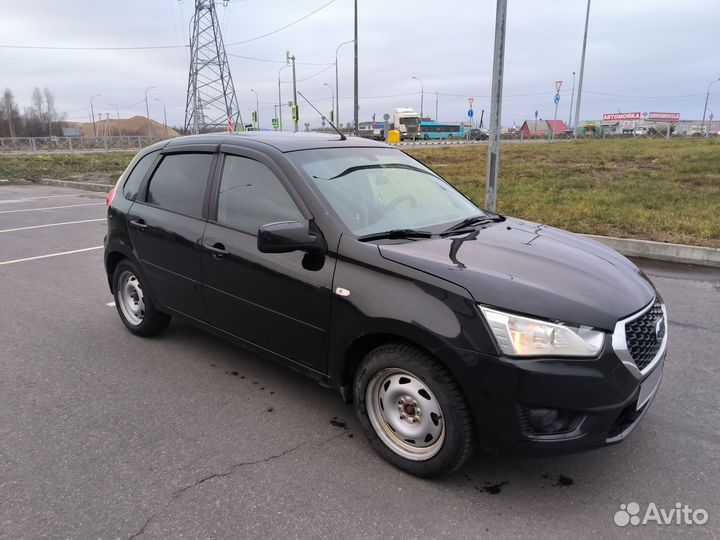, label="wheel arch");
[336,328,470,406]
